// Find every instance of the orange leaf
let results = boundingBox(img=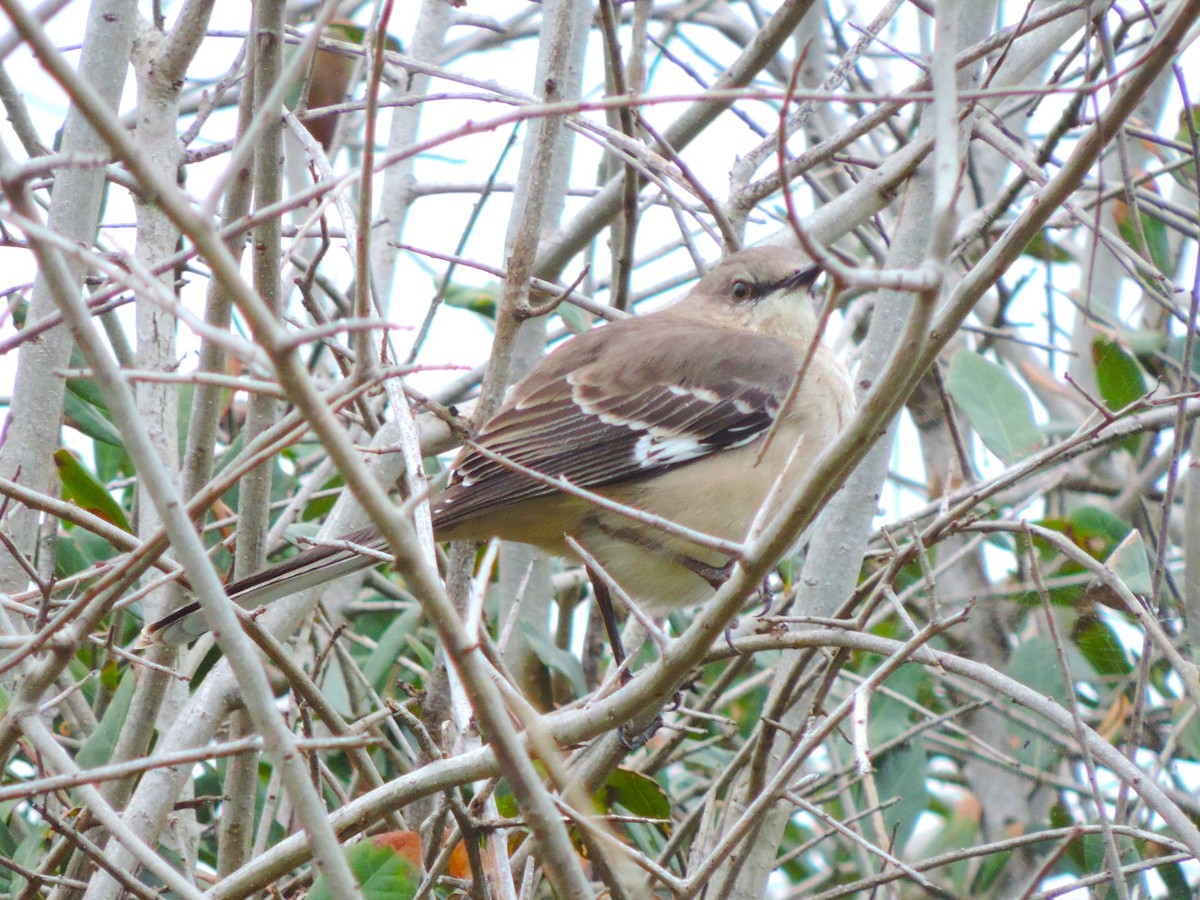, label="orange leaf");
[371,830,422,867]
[448,839,472,880]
